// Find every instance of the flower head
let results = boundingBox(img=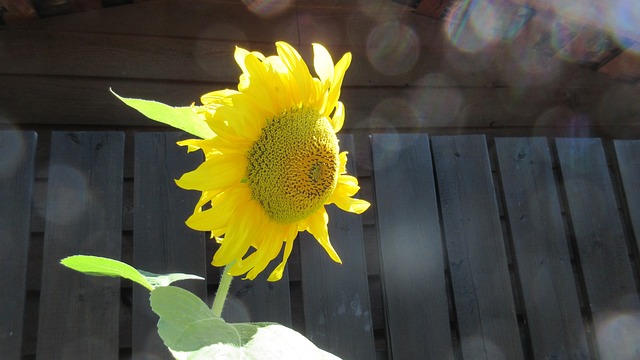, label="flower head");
[176,41,370,281]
